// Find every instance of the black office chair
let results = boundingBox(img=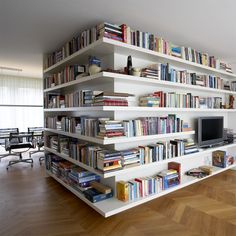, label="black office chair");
[28,127,44,164]
[6,132,34,170]
[0,128,19,161]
